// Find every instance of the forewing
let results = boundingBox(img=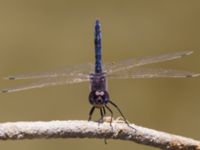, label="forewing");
[4,63,93,80]
[1,74,90,93]
[105,50,193,74]
[107,68,200,79]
